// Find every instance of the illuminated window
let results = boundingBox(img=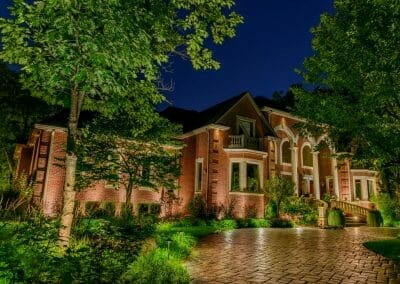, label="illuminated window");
[281,141,291,164]
[246,163,260,192]
[302,145,313,167]
[230,160,262,192]
[231,162,240,191]
[195,158,203,192]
